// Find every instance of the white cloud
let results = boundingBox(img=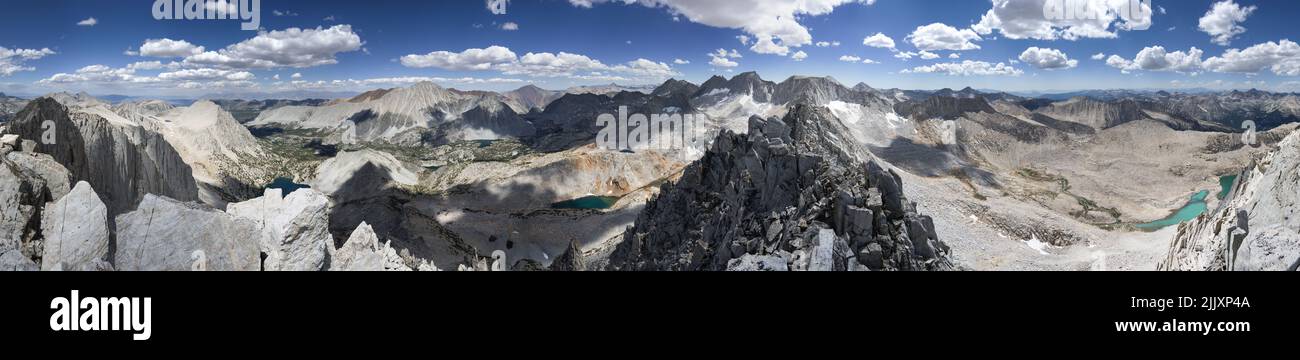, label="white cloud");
[1198,0,1256,46]
[400,45,518,71]
[1091,52,1106,60]
[863,32,895,49]
[77,17,97,26]
[501,22,519,31]
[906,23,982,51]
[1202,39,1300,75]
[183,25,363,69]
[710,55,739,68]
[400,45,680,80]
[291,72,303,79]
[157,68,256,82]
[791,51,808,61]
[673,58,690,64]
[861,58,878,64]
[972,0,1153,41]
[918,50,940,60]
[839,55,862,62]
[1106,46,1205,74]
[1018,47,1078,70]
[139,39,206,58]
[948,53,960,59]
[894,51,917,60]
[901,60,1023,76]
[736,35,751,45]
[749,35,790,56]
[712,48,743,59]
[0,47,56,76]
[568,0,866,55]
